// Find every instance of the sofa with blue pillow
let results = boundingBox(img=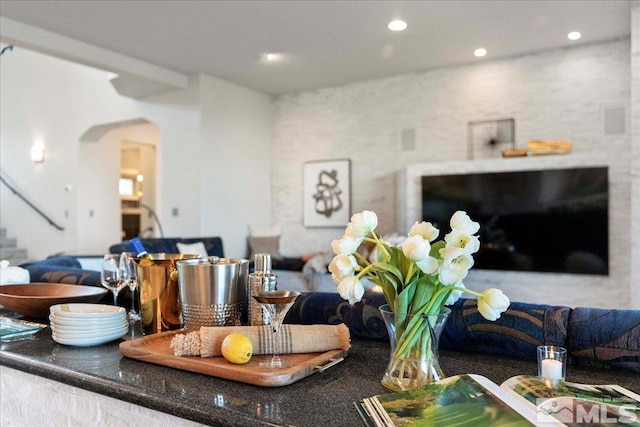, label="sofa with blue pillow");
[286,292,640,373]
[20,256,639,373]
